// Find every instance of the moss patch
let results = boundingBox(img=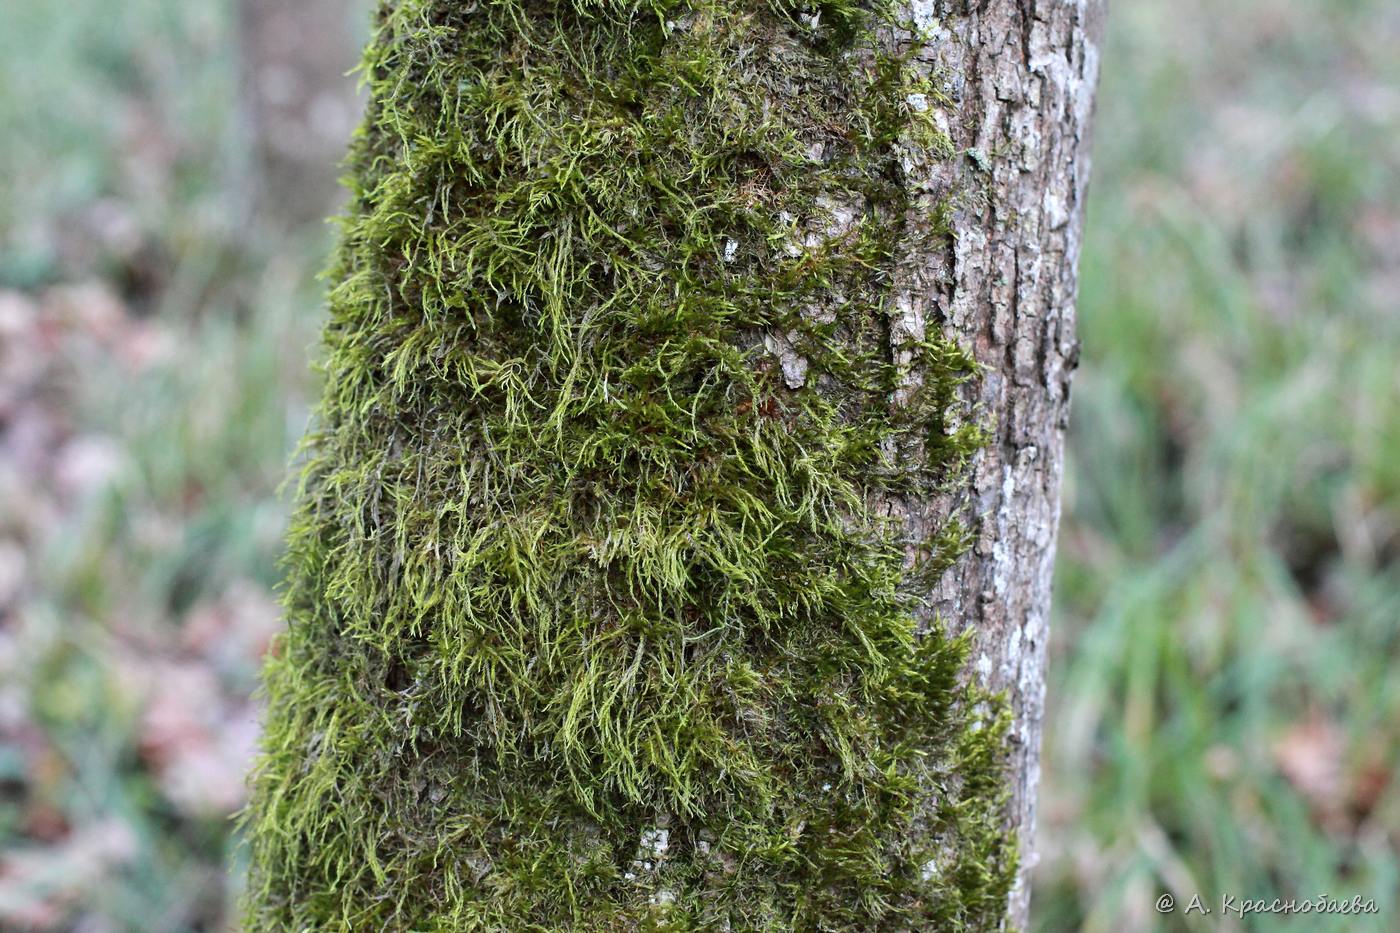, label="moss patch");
[242,0,1015,928]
